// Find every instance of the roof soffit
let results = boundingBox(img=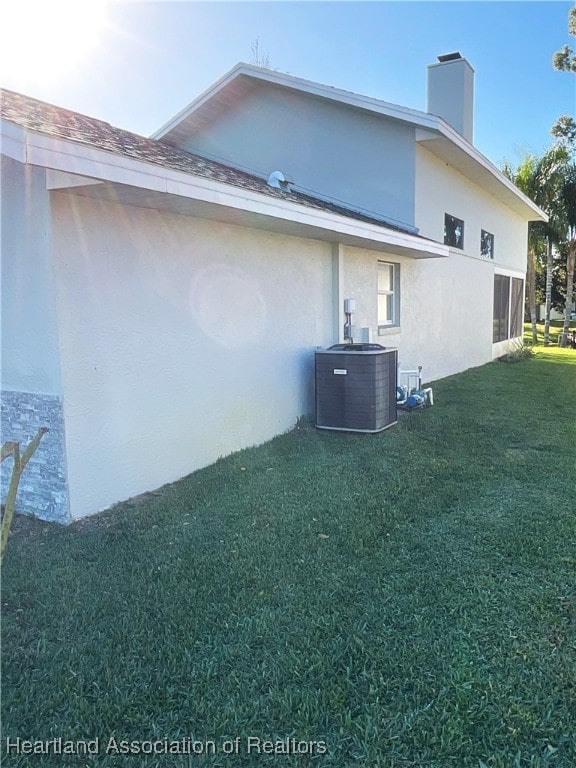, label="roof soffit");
[417,134,548,222]
[54,178,448,260]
